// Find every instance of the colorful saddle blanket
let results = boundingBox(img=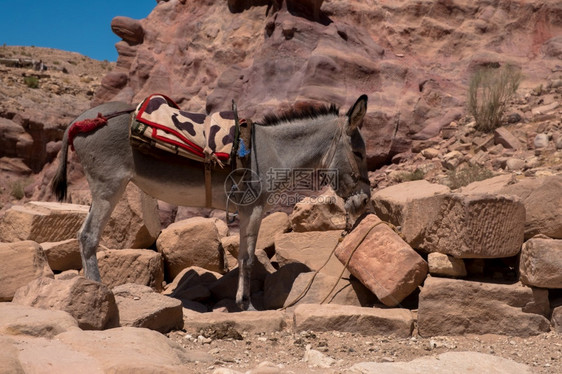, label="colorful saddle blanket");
[130,94,236,165]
